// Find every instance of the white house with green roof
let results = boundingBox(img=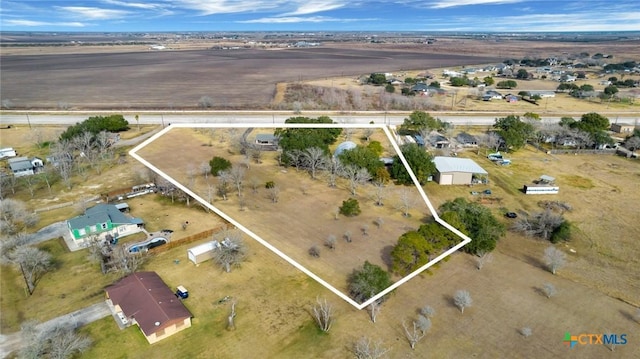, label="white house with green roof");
[67,204,144,245]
